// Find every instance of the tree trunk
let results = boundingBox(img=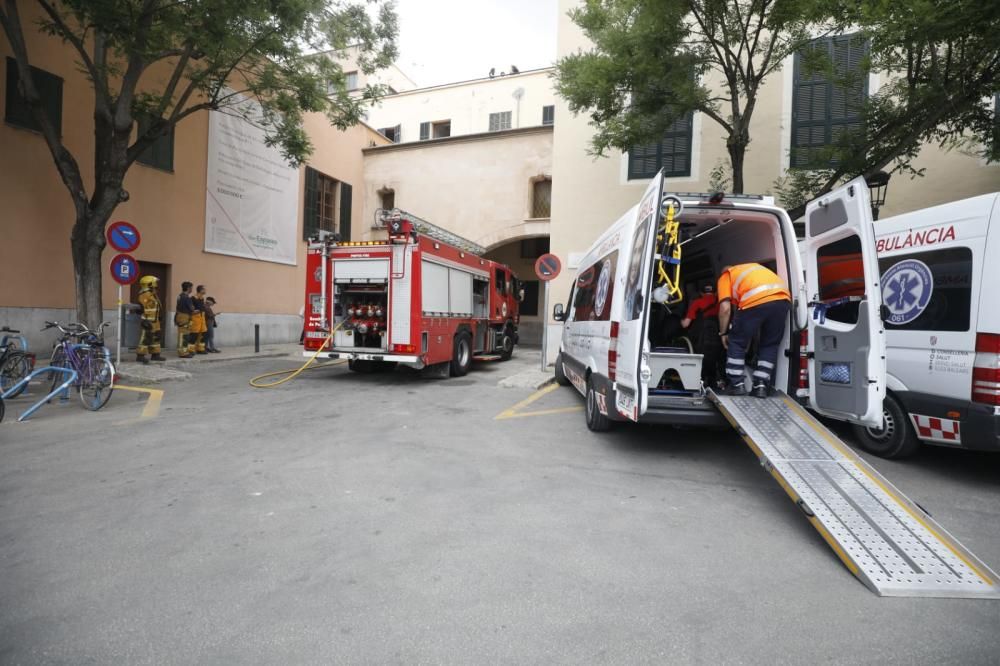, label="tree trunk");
[727,137,747,194]
[71,185,122,328]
